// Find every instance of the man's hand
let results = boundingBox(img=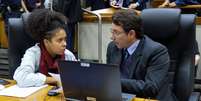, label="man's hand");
[129,3,138,9]
[110,0,117,6]
[158,1,169,8]
[169,2,176,8]
[36,2,41,8]
[195,54,200,66]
